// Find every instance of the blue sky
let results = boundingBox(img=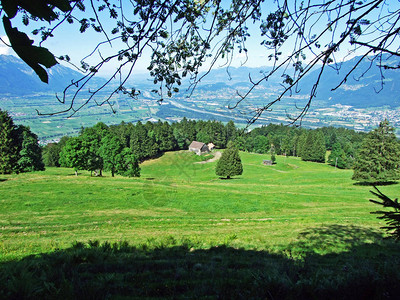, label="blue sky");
[1,1,397,79]
[0,1,289,77]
